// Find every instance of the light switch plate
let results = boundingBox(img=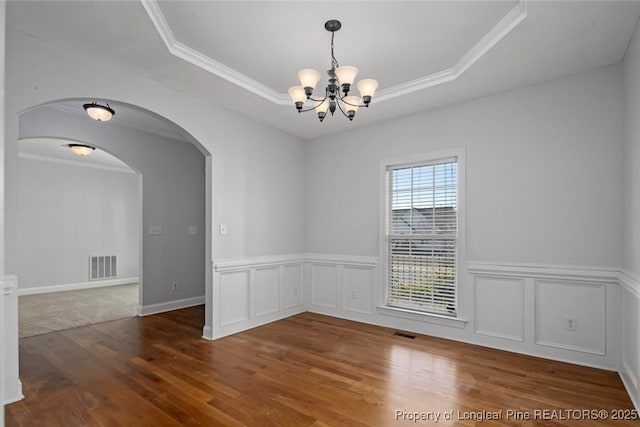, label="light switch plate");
[188,226,197,235]
[149,225,162,235]
[219,224,227,235]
